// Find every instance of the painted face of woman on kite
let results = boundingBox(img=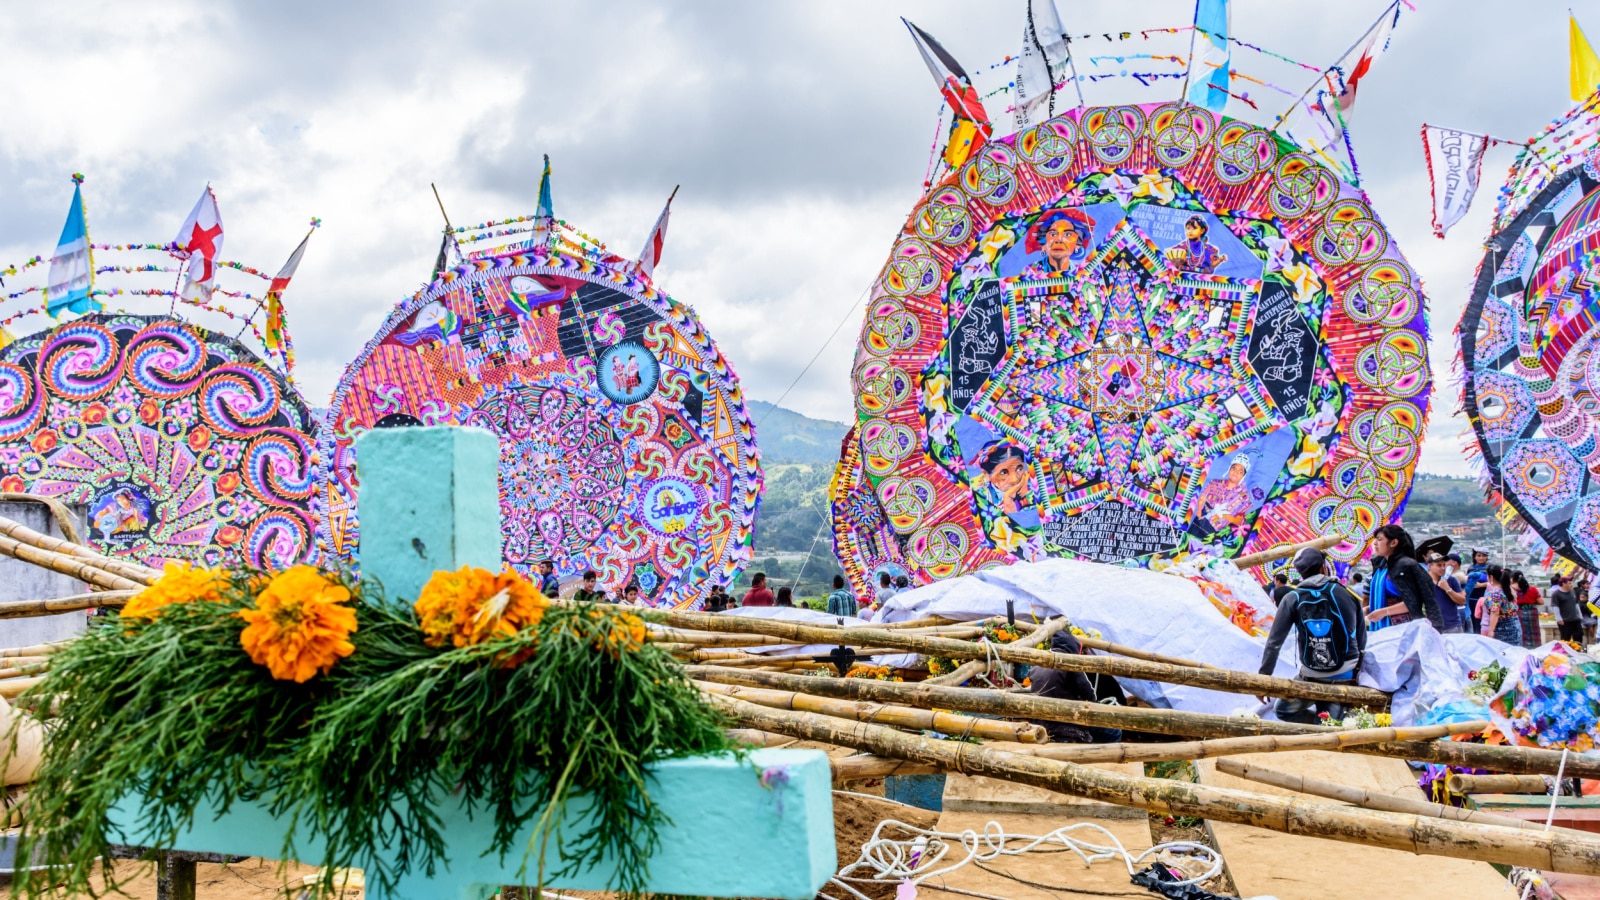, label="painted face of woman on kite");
[981,445,1032,515]
[1044,220,1082,270]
